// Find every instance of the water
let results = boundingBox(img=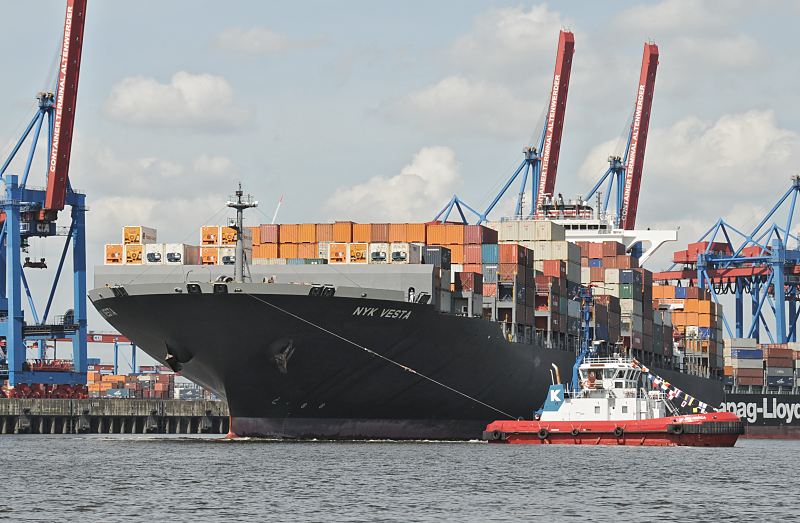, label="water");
[1,436,796,522]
